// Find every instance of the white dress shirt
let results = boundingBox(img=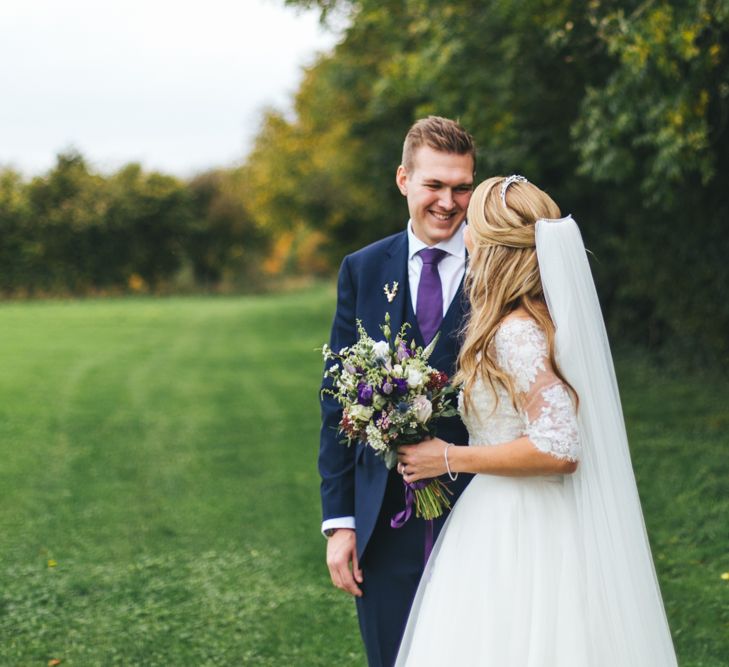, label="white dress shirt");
[321,221,467,536]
